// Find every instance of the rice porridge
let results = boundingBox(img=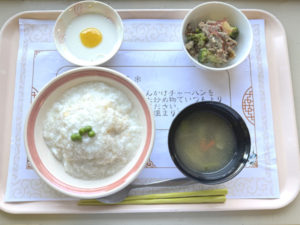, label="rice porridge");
[42,81,142,180]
